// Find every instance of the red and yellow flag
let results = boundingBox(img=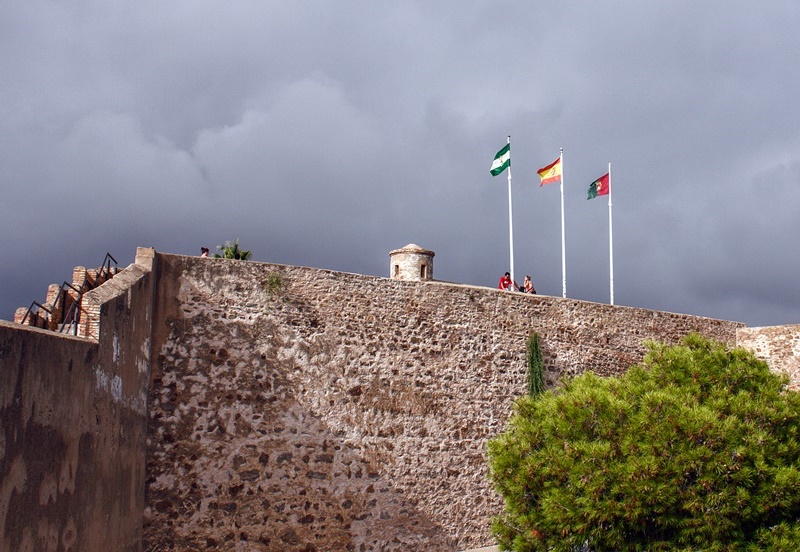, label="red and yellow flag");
[537,157,562,186]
